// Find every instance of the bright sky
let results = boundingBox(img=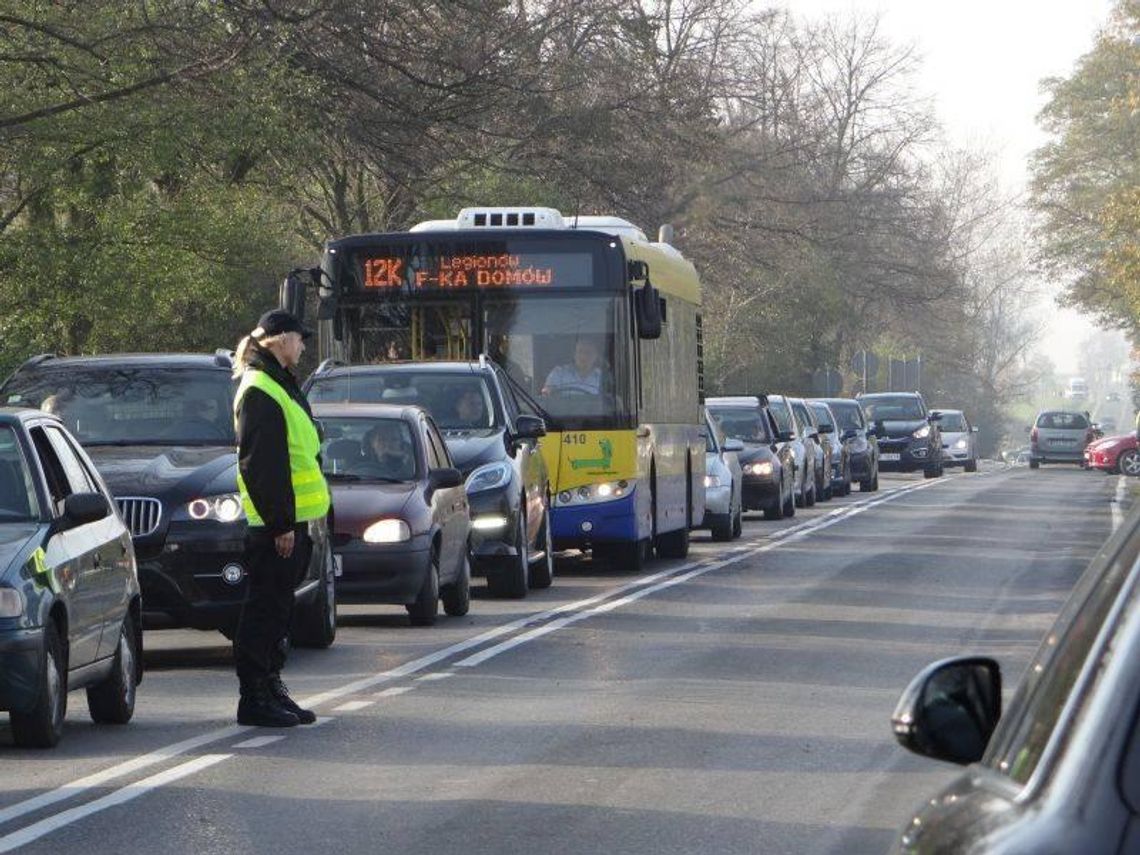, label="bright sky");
[776,0,1117,373]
